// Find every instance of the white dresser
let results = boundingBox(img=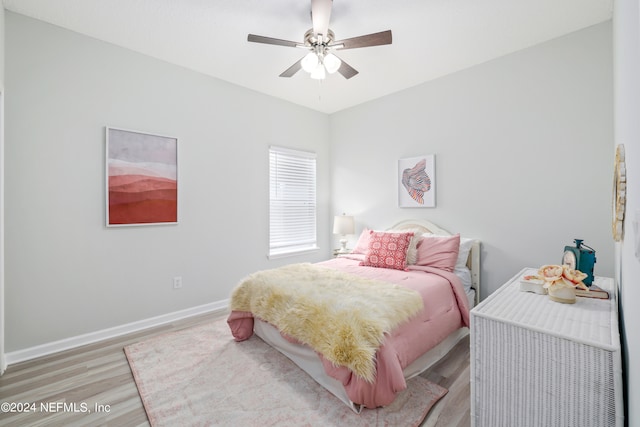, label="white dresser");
[470,267,623,427]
